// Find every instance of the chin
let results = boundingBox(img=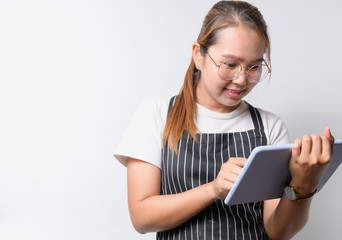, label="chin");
[218,99,242,112]
[223,98,242,107]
